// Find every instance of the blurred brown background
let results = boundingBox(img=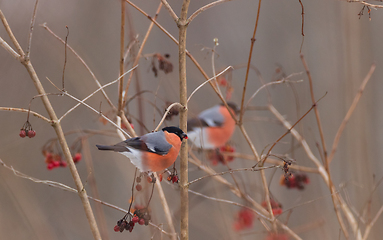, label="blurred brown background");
[1,0,382,239]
